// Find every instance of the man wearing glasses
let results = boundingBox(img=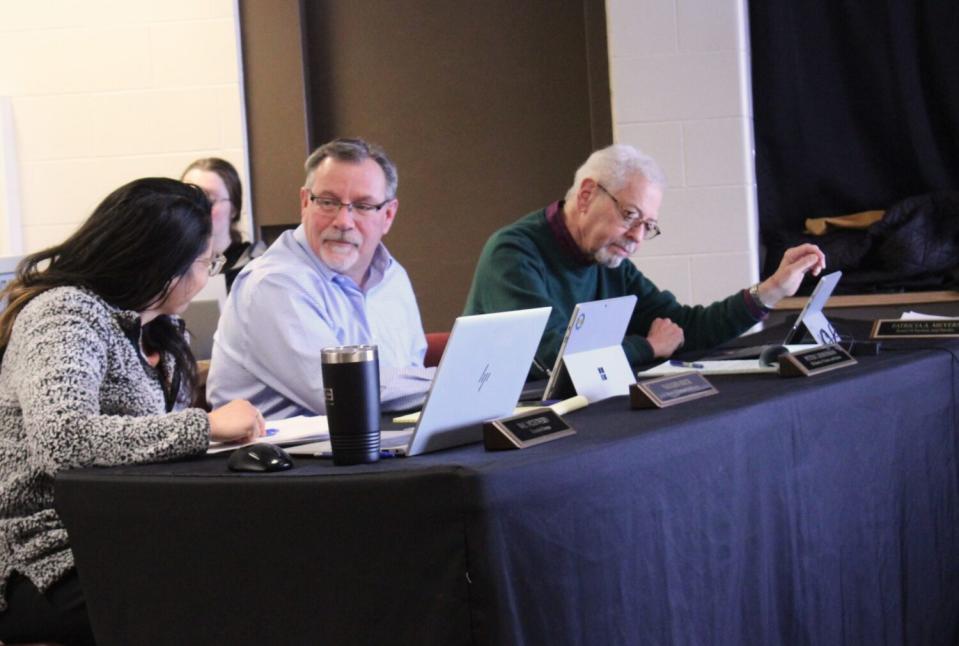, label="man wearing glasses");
[207,138,432,418]
[464,144,826,372]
